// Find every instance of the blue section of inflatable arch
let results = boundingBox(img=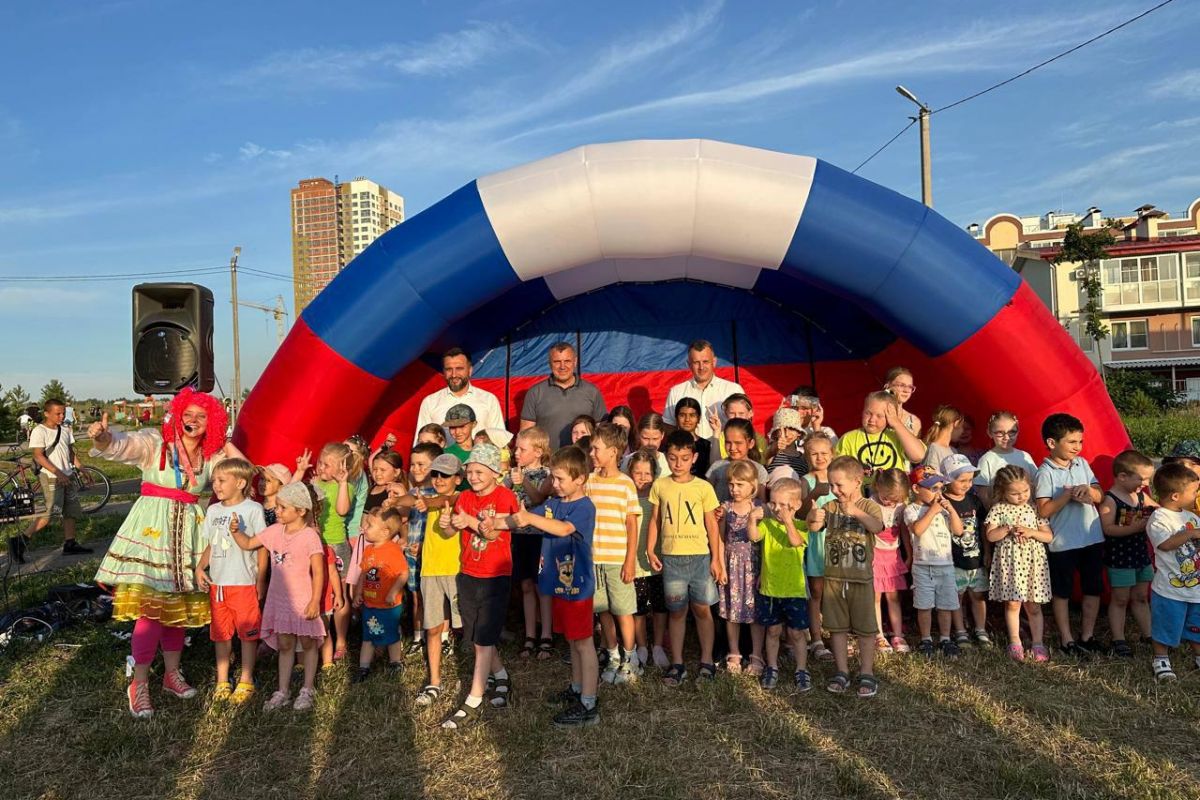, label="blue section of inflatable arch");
[303,181,519,380]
